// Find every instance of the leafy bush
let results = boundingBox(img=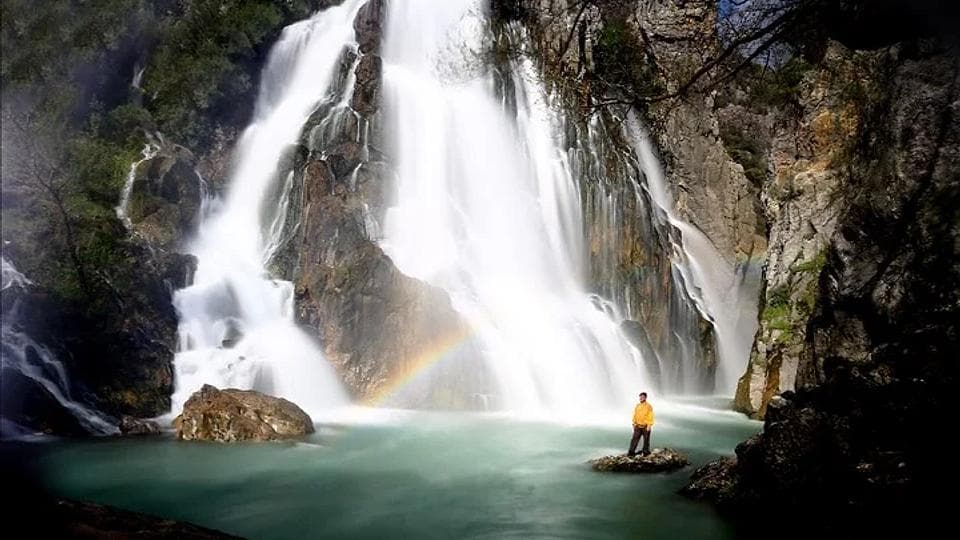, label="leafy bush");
[593,20,664,98]
[142,0,316,146]
[720,123,768,186]
[747,56,812,107]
